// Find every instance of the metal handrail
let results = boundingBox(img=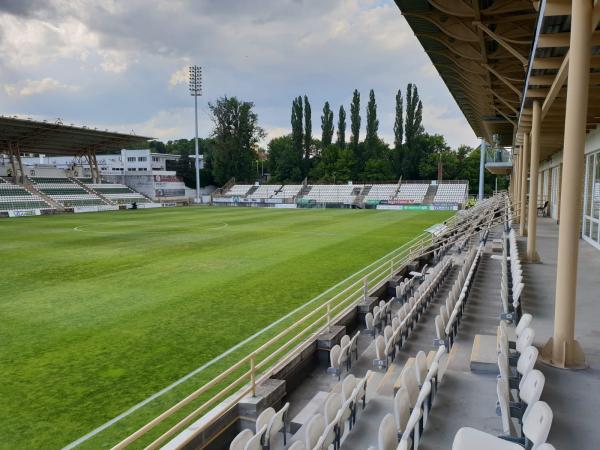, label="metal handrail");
[110,199,502,450]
